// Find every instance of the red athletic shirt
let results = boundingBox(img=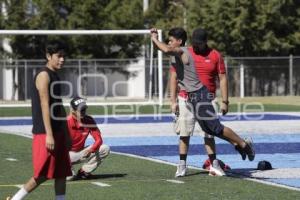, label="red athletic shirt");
[67,114,103,153]
[170,47,226,98]
[188,47,226,93]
